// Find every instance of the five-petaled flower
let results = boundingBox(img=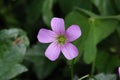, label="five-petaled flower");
[37,17,81,61]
